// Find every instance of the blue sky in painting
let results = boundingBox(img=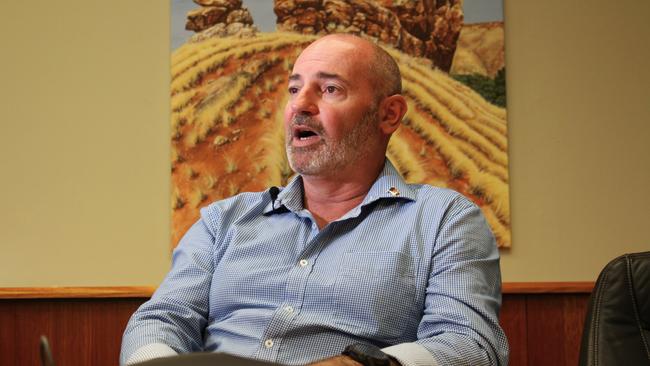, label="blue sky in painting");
[171,0,504,50]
